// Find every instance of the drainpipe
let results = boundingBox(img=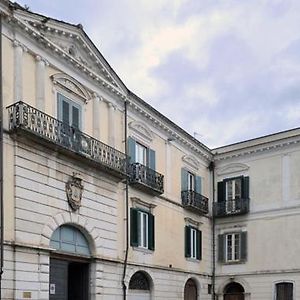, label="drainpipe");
[0,13,3,300]
[122,100,129,300]
[209,161,215,300]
